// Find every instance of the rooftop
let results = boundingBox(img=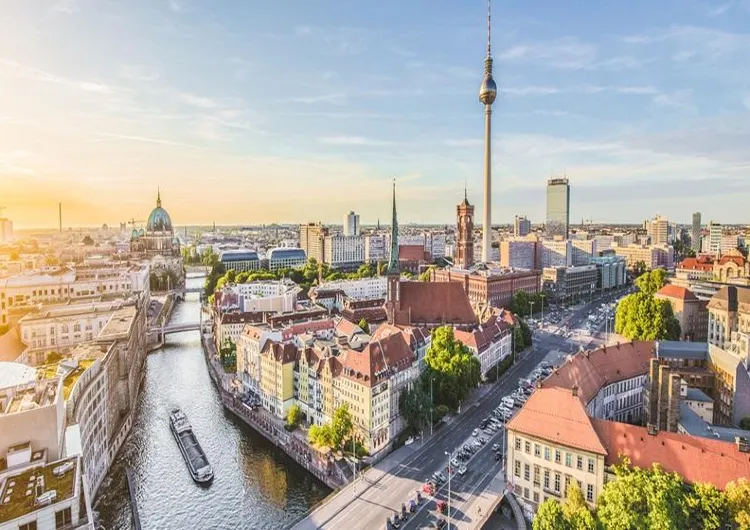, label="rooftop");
[0,456,80,524]
[543,341,654,404]
[708,285,750,313]
[3,379,60,415]
[656,284,699,302]
[685,387,713,403]
[655,340,708,361]
[591,418,750,490]
[97,305,136,340]
[0,362,36,390]
[507,387,608,455]
[18,300,123,323]
[0,328,27,363]
[395,281,477,326]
